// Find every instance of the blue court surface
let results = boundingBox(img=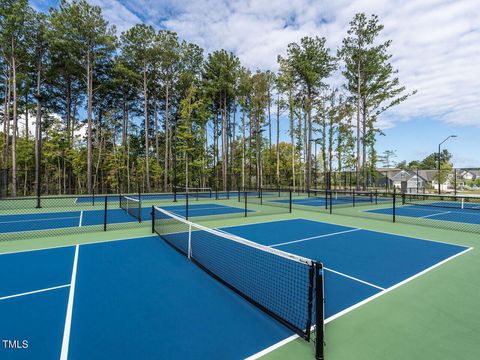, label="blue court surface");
[367,204,480,225]
[0,219,470,359]
[0,204,247,234]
